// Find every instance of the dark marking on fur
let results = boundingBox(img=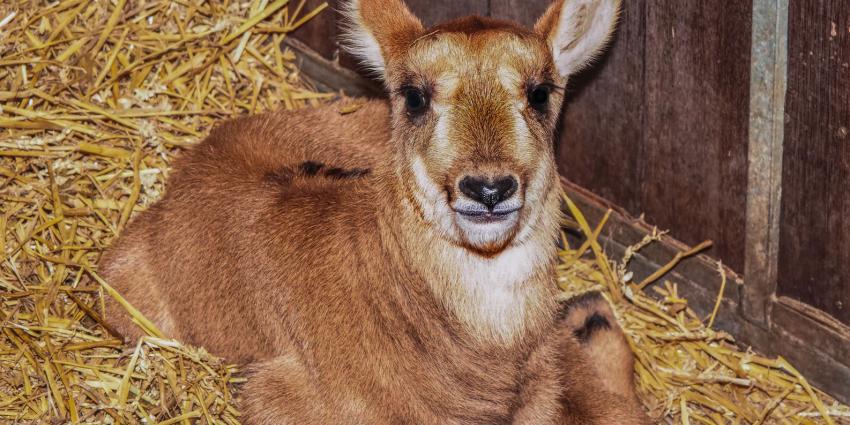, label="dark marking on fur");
[266,163,370,186]
[324,167,346,178]
[324,167,371,179]
[556,291,605,321]
[300,161,325,176]
[573,313,611,343]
